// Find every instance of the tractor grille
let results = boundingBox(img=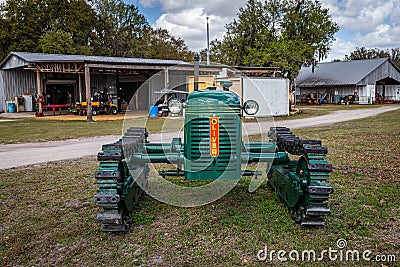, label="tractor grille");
[184,115,241,180]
